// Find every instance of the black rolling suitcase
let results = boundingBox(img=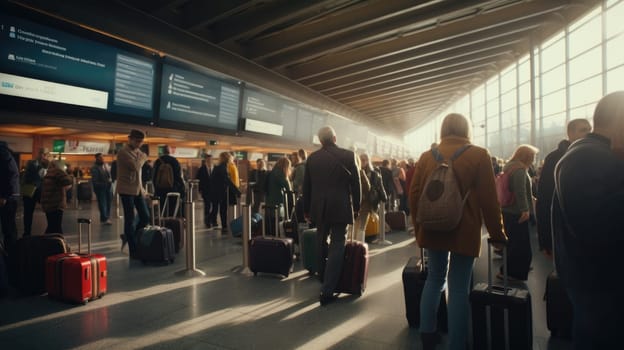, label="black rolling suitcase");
[250,204,293,277]
[282,190,299,245]
[544,271,573,337]
[10,234,70,295]
[77,181,92,201]
[136,199,176,264]
[470,239,533,350]
[401,249,448,331]
[161,192,185,253]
